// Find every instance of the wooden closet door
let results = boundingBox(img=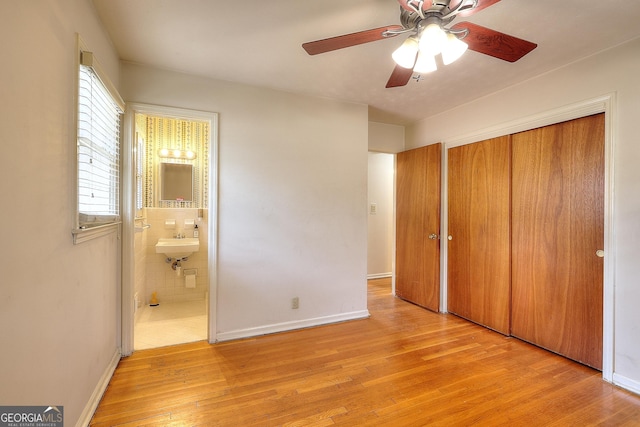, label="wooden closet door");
[511,114,604,369]
[447,136,511,335]
[395,143,441,312]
